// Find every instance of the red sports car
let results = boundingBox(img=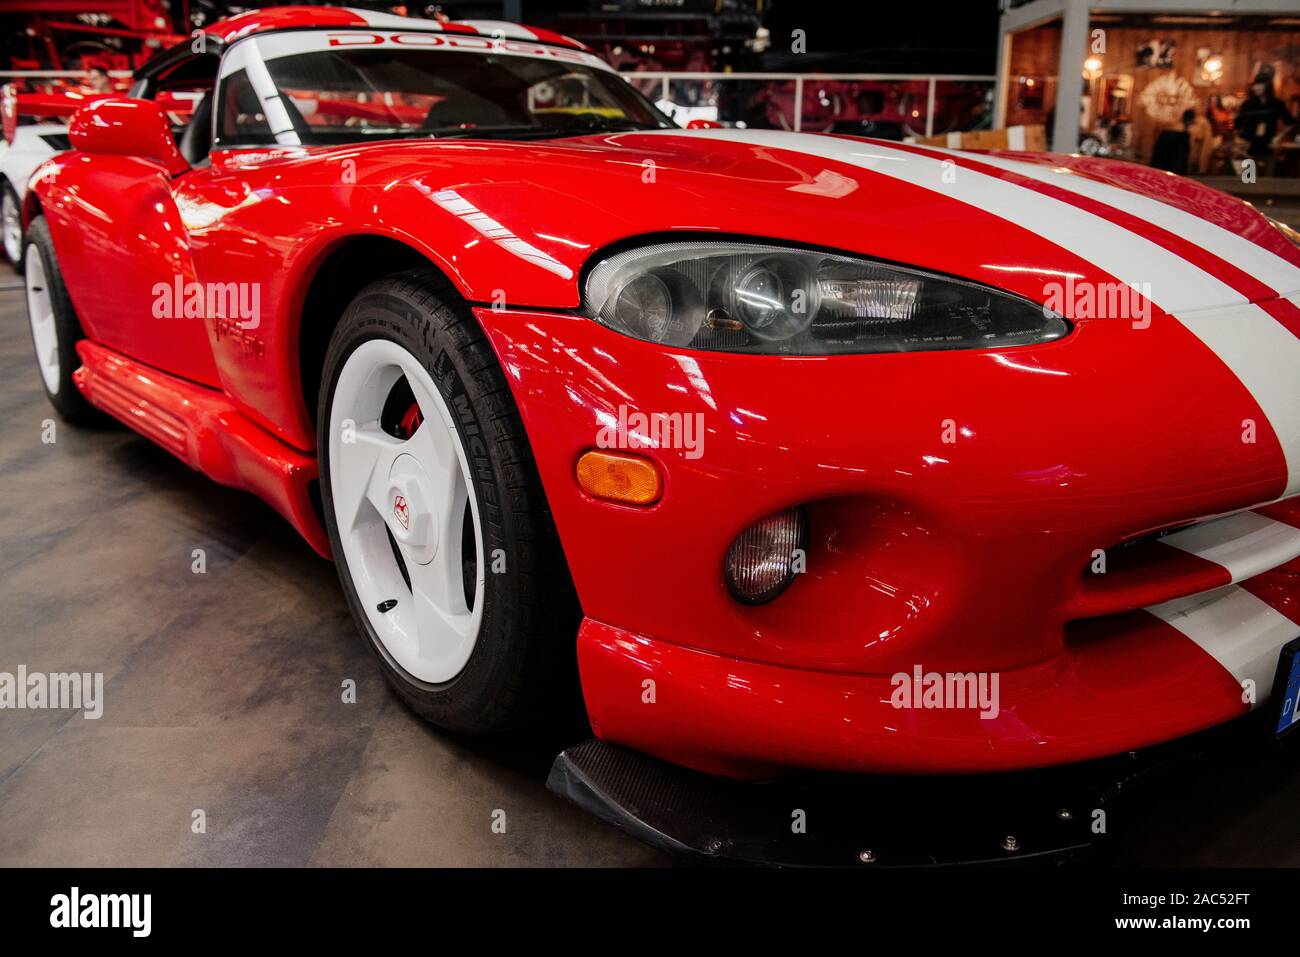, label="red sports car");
[21,7,1300,826]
